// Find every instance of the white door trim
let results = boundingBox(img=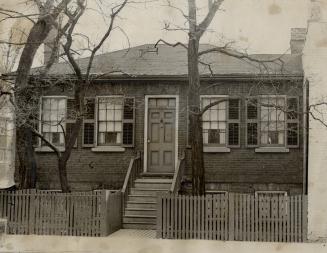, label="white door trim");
[144,95,179,173]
